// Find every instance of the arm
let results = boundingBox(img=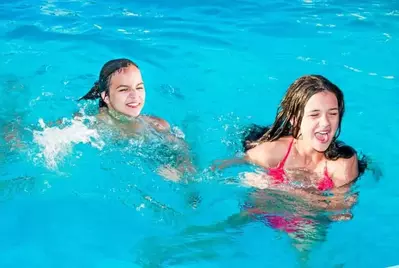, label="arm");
[211,141,279,171]
[38,111,84,128]
[146,116,197,181]
[211,156,249,171]
[2,112,77,152]
[290,186,357,211]
[145,115,171,132]
[2,115,27,151]
[281,182,358,222]
[181,211,253,235]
